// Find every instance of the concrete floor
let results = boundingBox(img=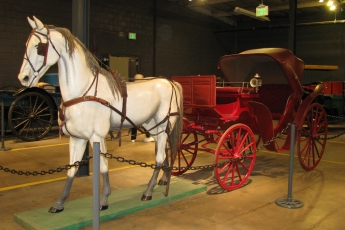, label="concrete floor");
[1,124,345,230]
